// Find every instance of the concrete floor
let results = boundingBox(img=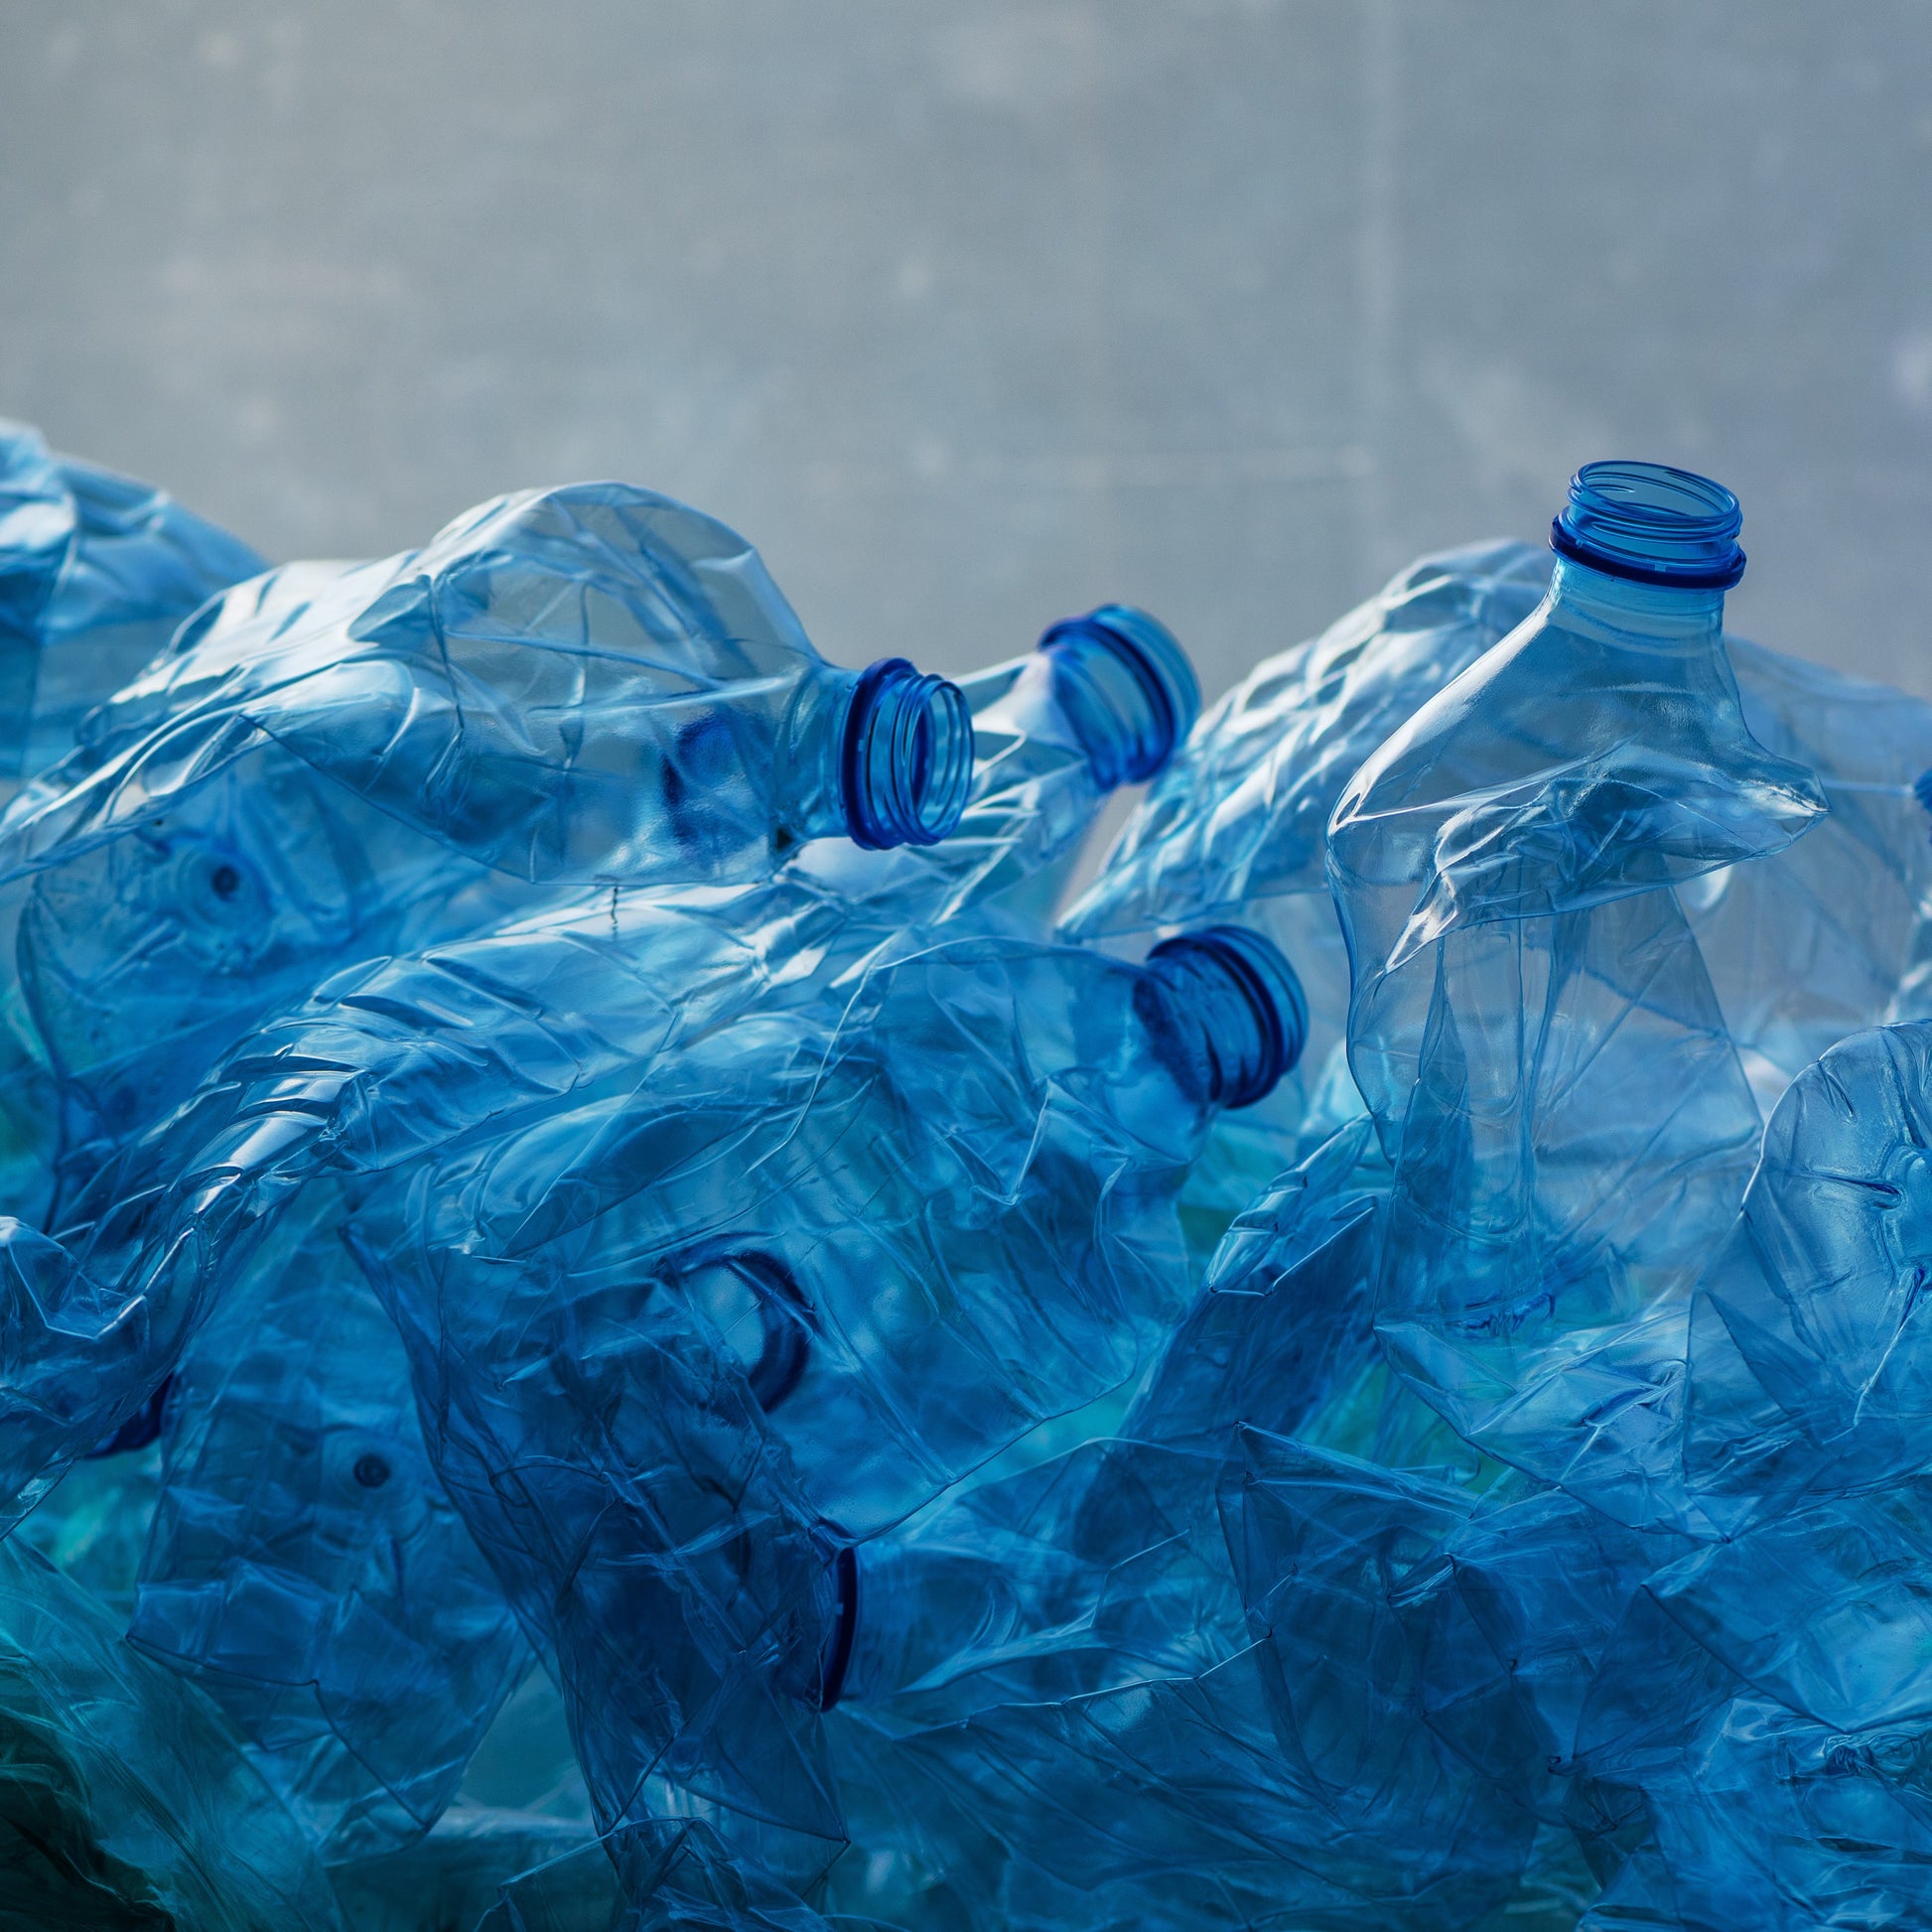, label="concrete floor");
[3,2,1929,700]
